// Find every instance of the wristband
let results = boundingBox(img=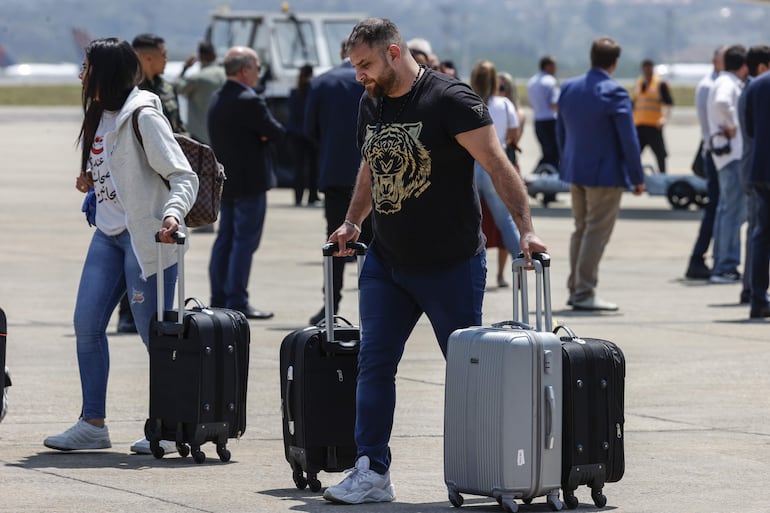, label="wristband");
[344,219,362,233]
